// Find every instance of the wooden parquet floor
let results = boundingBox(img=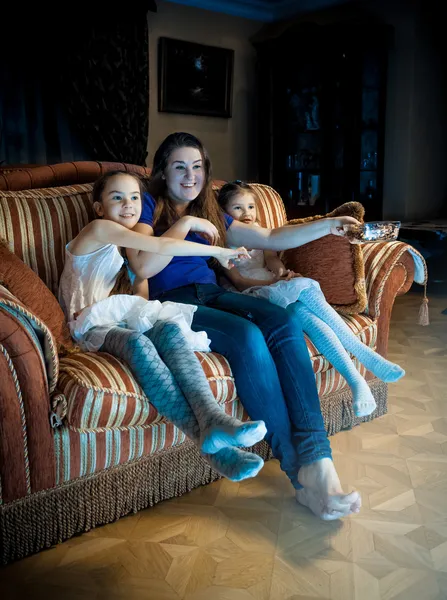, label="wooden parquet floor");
[2,291,447,600]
